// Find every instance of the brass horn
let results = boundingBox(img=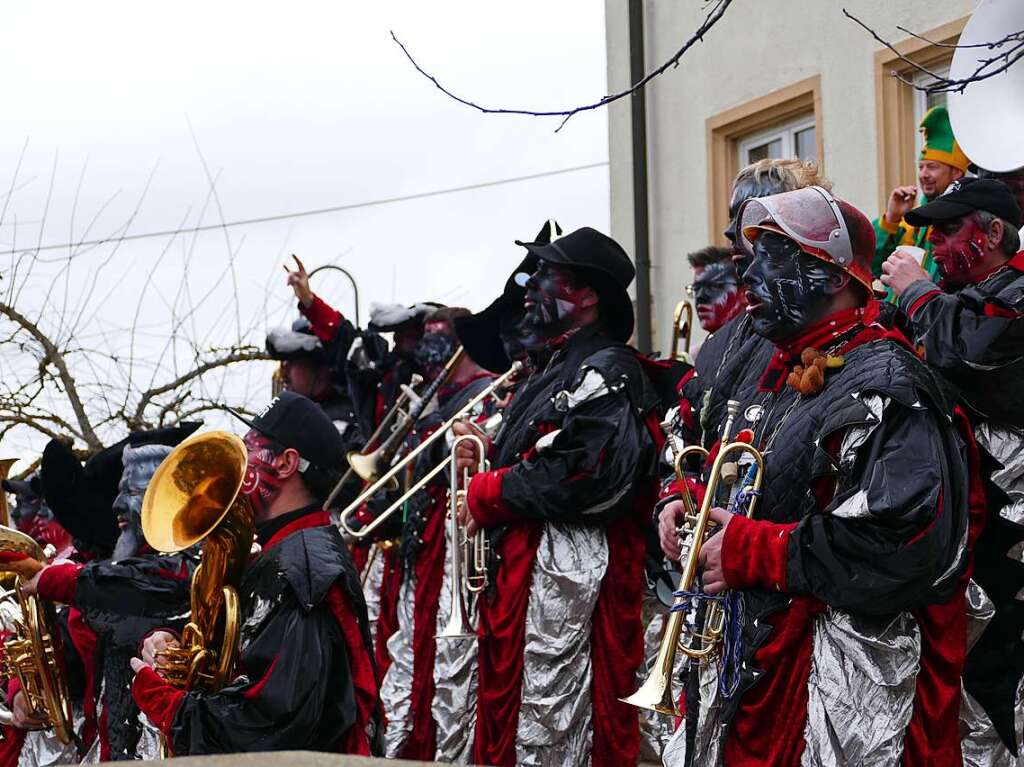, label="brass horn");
[141,431,254,692]
[437,433,490,640]
[0,459,17,527]
[0,526,75,744]
[337,360,523,540]
[622,400,764,715]
[669,300,694,361]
